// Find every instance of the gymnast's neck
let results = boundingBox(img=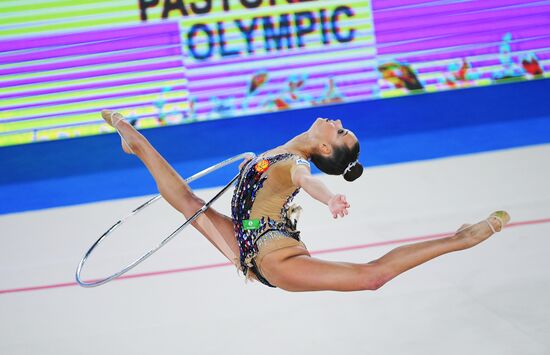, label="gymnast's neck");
[280,131,314,160]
